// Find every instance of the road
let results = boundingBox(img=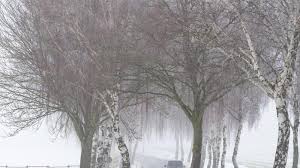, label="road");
[134,155,167,168]
[132,154,279,168]
[130,154,300,168]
